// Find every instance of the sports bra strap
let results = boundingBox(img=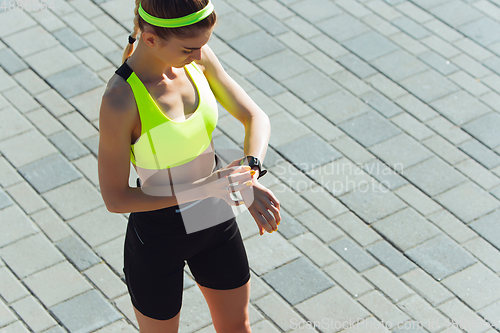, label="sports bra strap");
[115,60,133,80]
